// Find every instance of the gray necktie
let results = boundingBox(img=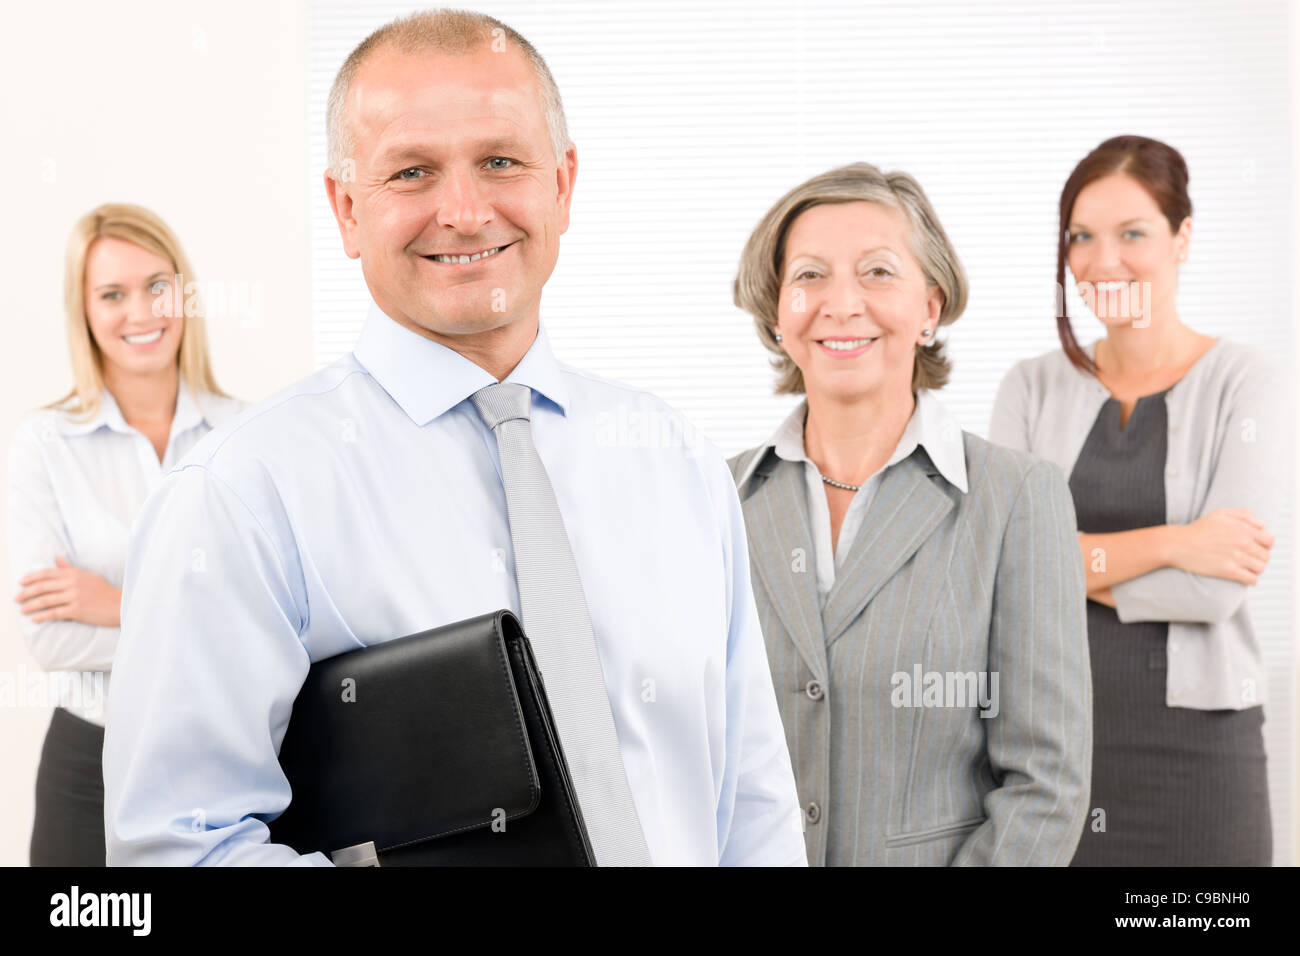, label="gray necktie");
[469,382,652,866]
